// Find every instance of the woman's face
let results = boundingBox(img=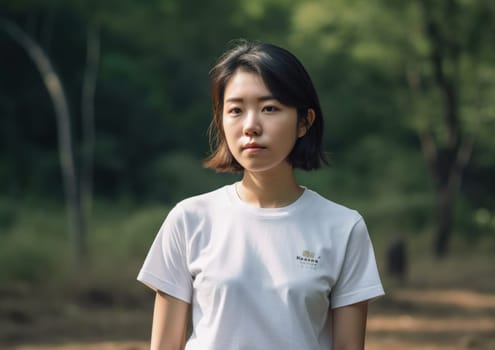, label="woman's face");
[222,70,307,174]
